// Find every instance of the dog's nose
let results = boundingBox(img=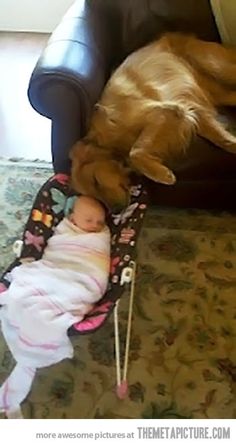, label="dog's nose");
[112,197,130,213]
[112,203,125,213]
